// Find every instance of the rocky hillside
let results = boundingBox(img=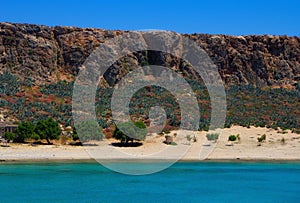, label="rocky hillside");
[0,22,299,87]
